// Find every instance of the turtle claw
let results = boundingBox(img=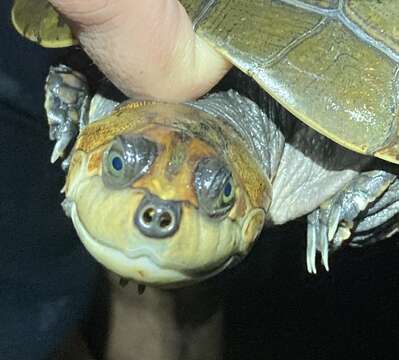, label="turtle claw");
[137,284,146,295]
[307,208,331,273]
[306,210,318,274]
[327,203,341,241]
[306,171,395,274]
[50,127,77,163]
[45,65,90,166]
[320,224,330,271]
[119,278,129,287]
